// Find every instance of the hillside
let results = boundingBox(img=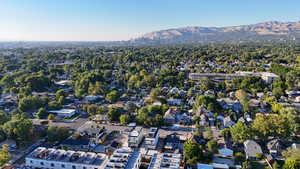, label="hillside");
[131,21,300,44]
